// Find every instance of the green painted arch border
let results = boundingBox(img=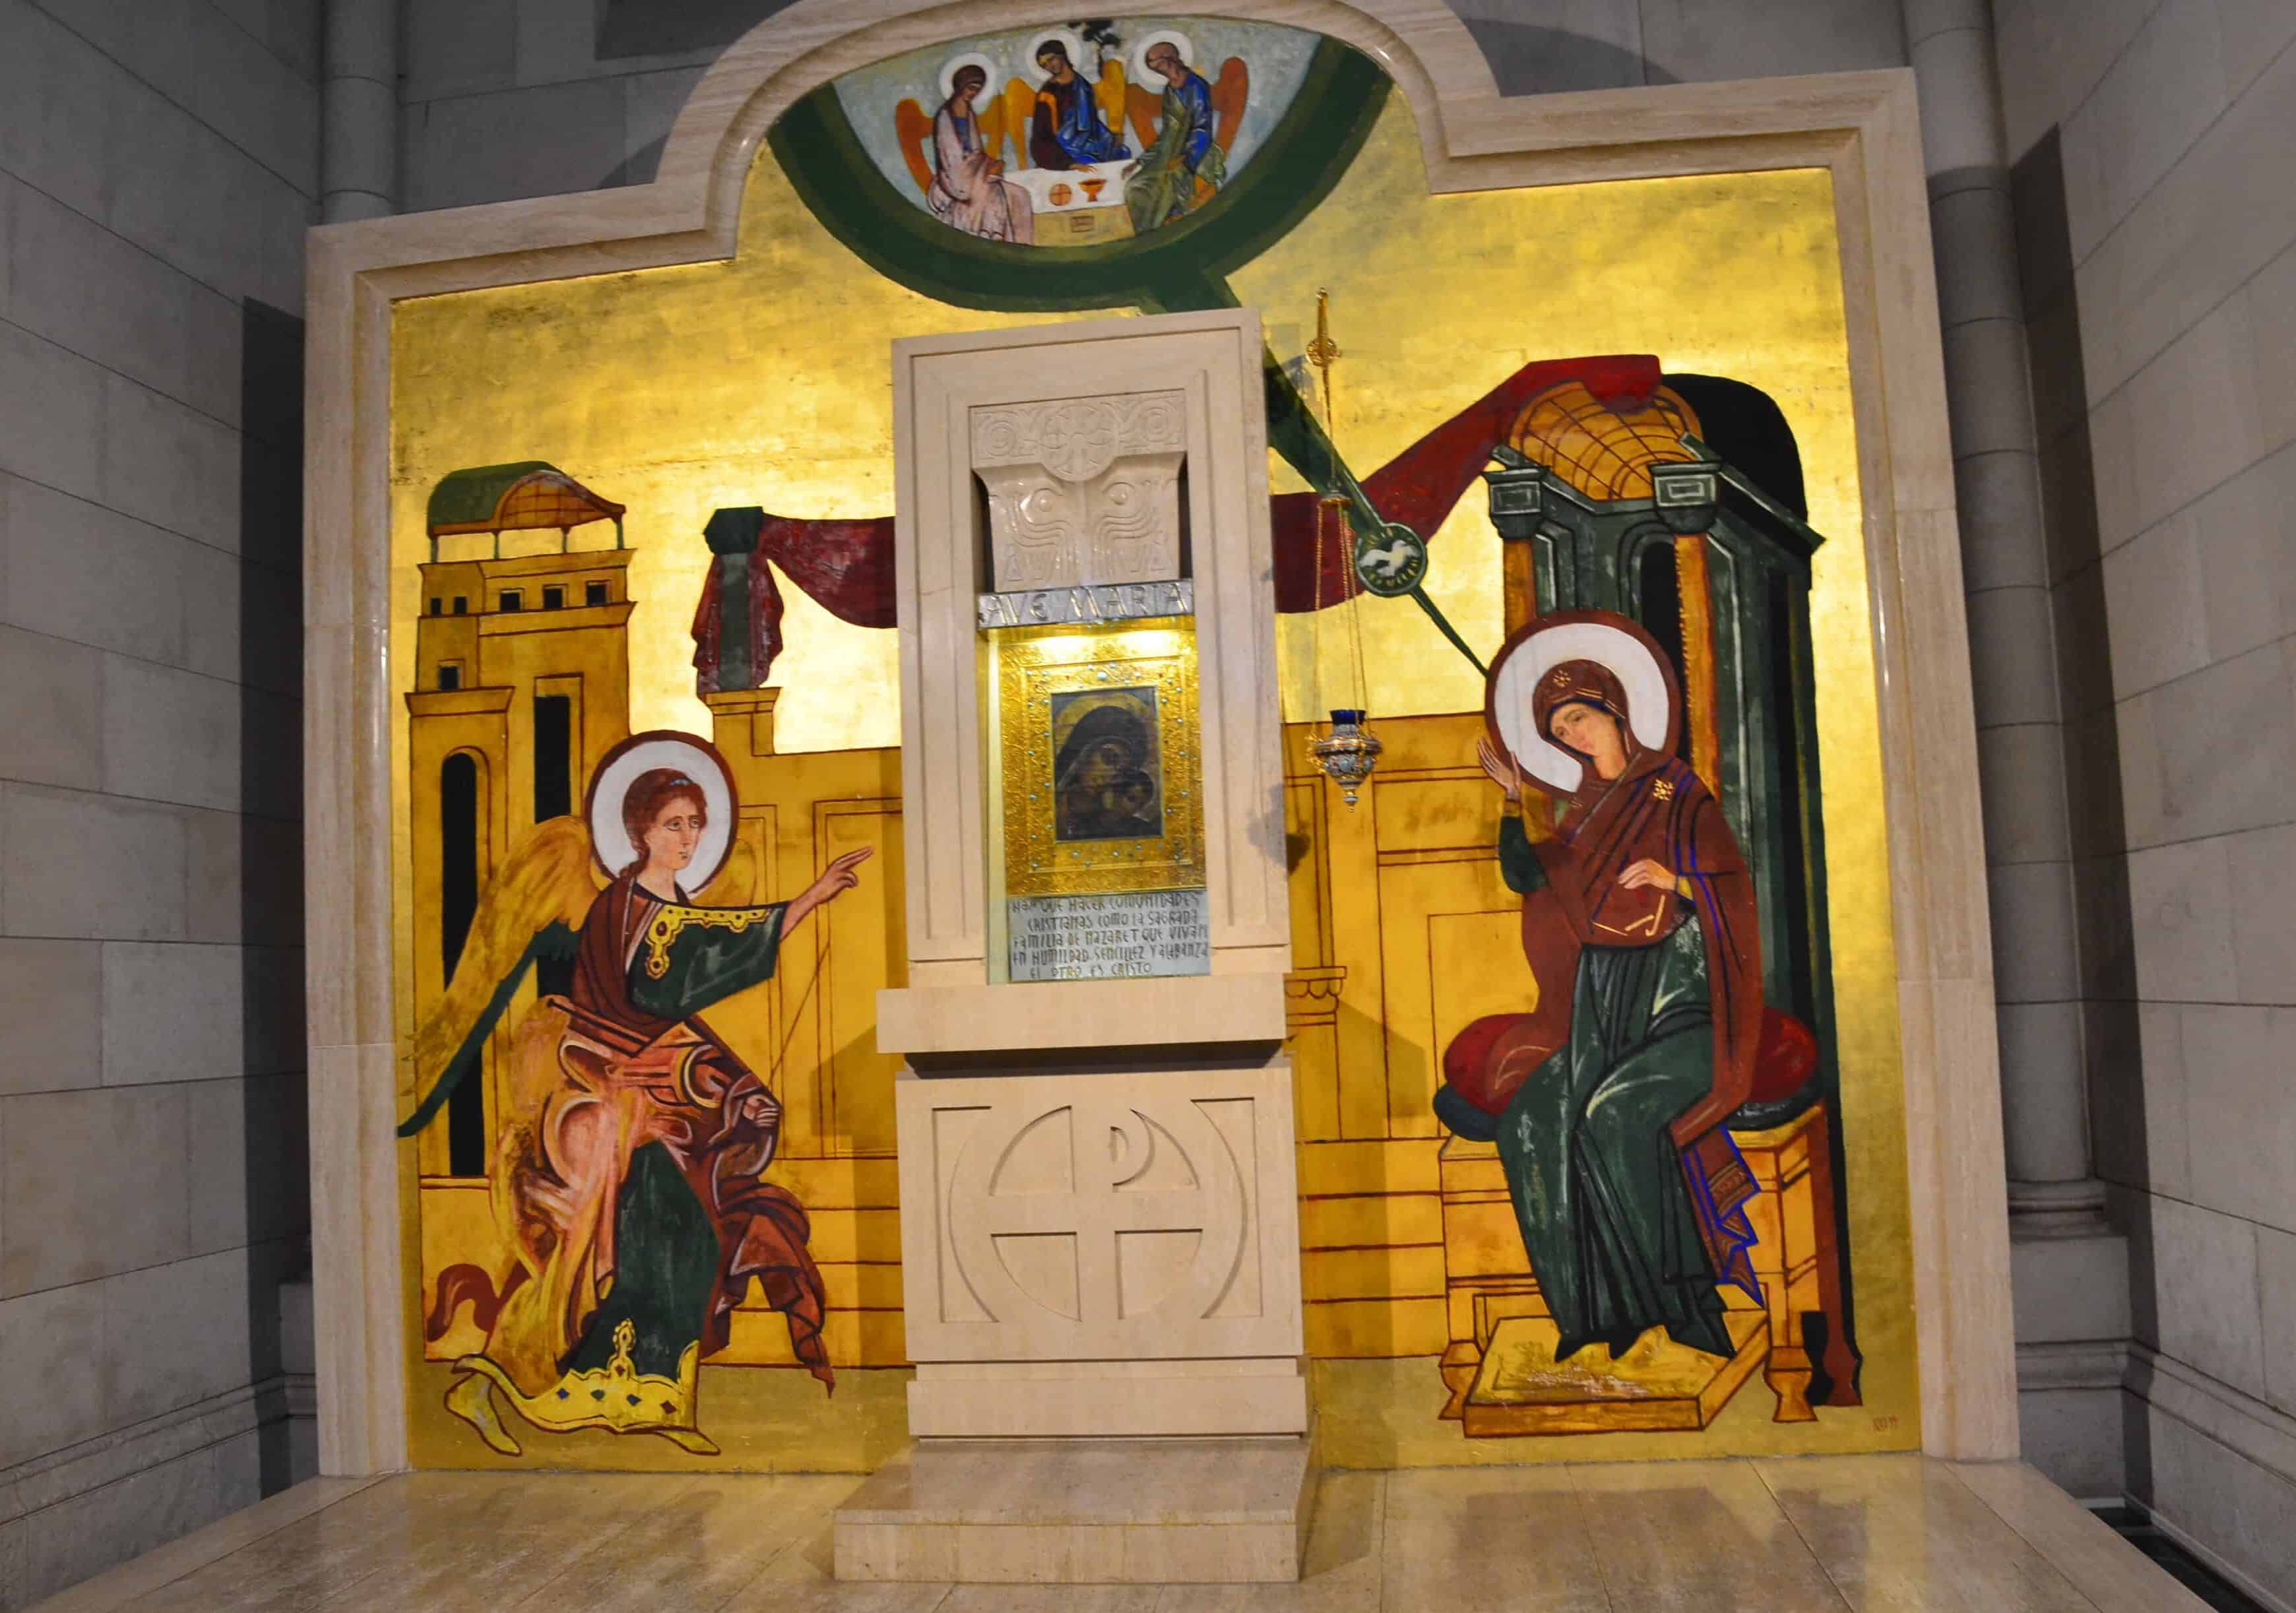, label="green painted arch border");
[767,37,1392,315]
